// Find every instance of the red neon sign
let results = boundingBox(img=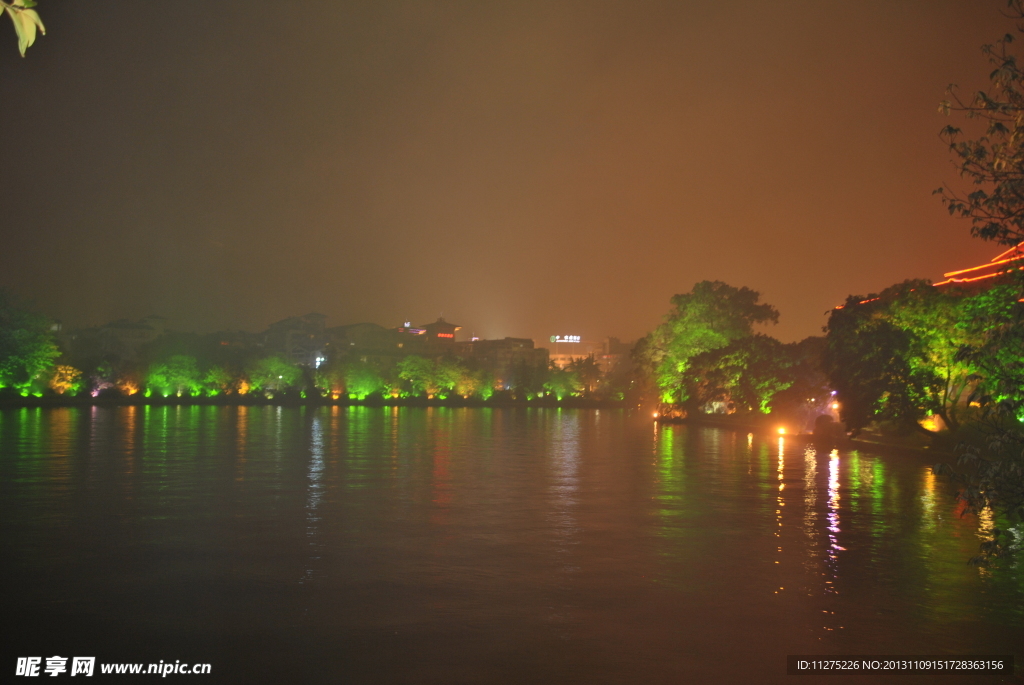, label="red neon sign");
[436,333,454,338]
